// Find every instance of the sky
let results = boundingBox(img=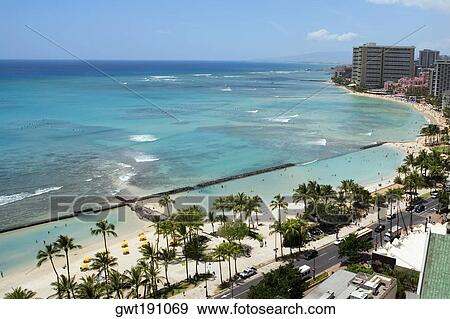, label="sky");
[1,0,449,61]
